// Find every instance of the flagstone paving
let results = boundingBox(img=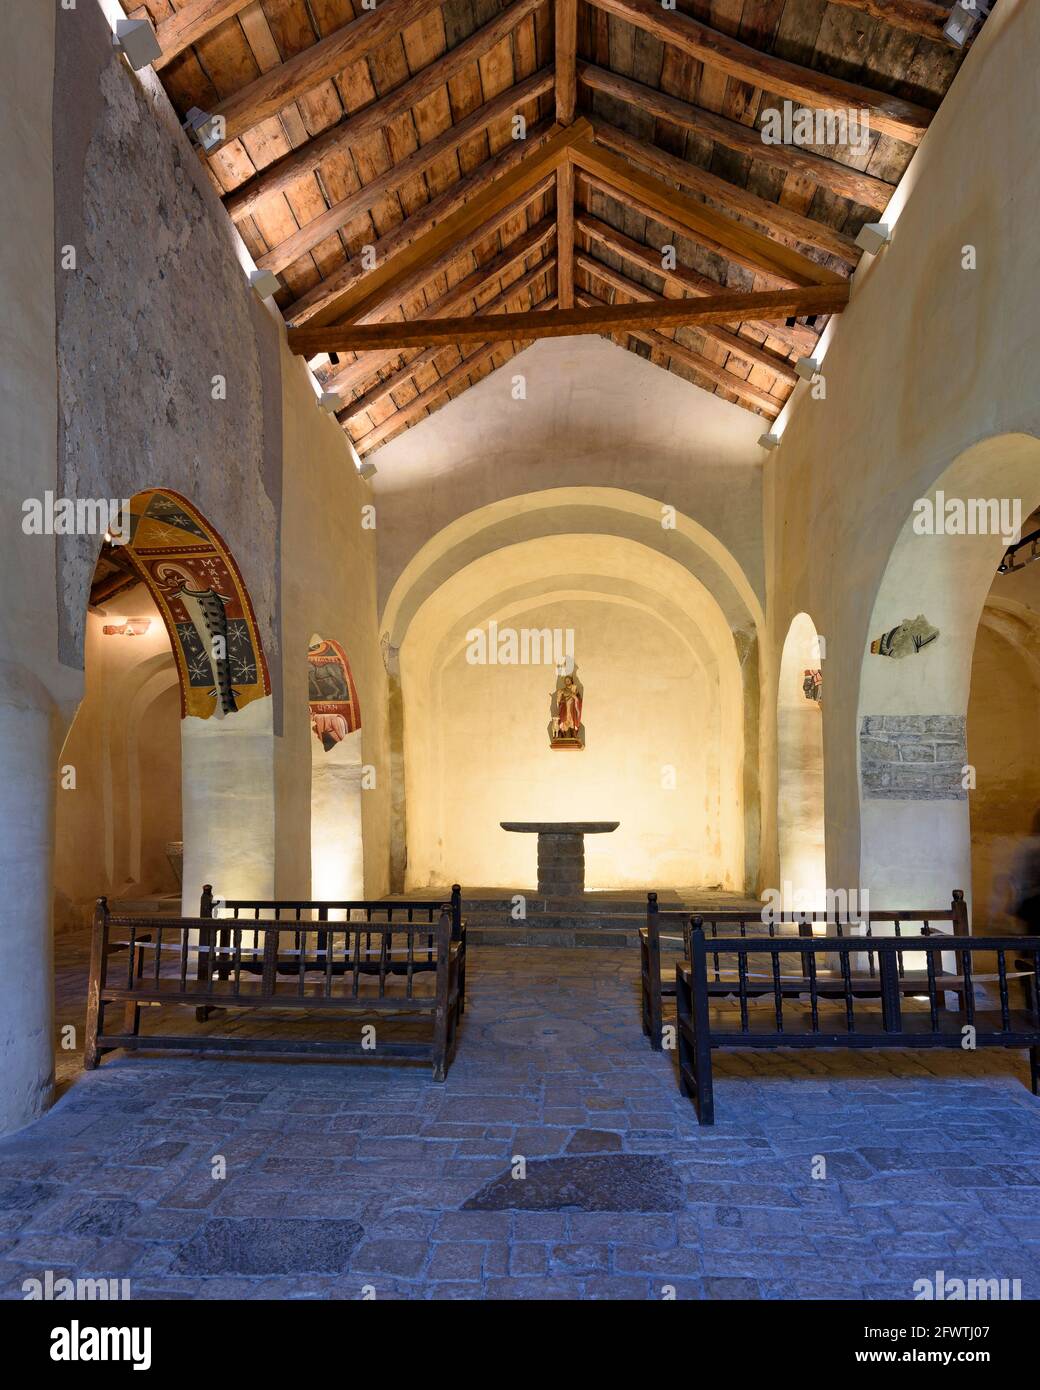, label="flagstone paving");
[1,936,1039,1300]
